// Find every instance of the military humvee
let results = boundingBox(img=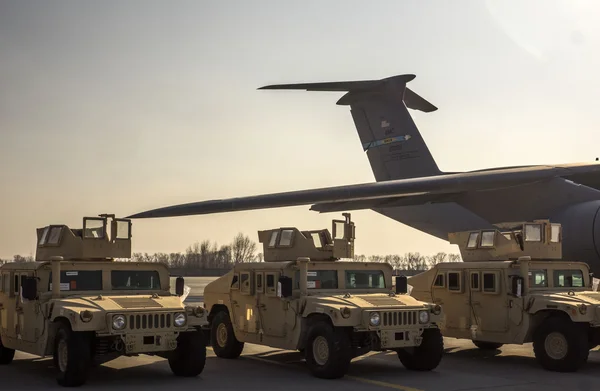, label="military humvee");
[408,219,600,372]
[203,213,444,379]
[0,214,208,387]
